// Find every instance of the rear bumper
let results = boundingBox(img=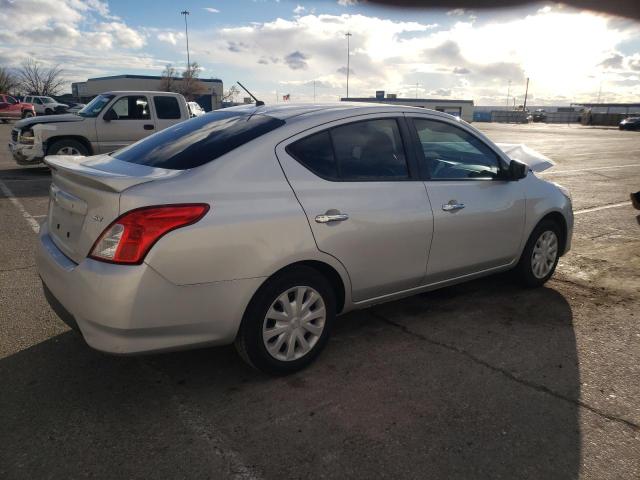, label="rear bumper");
[37,224,264,355]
